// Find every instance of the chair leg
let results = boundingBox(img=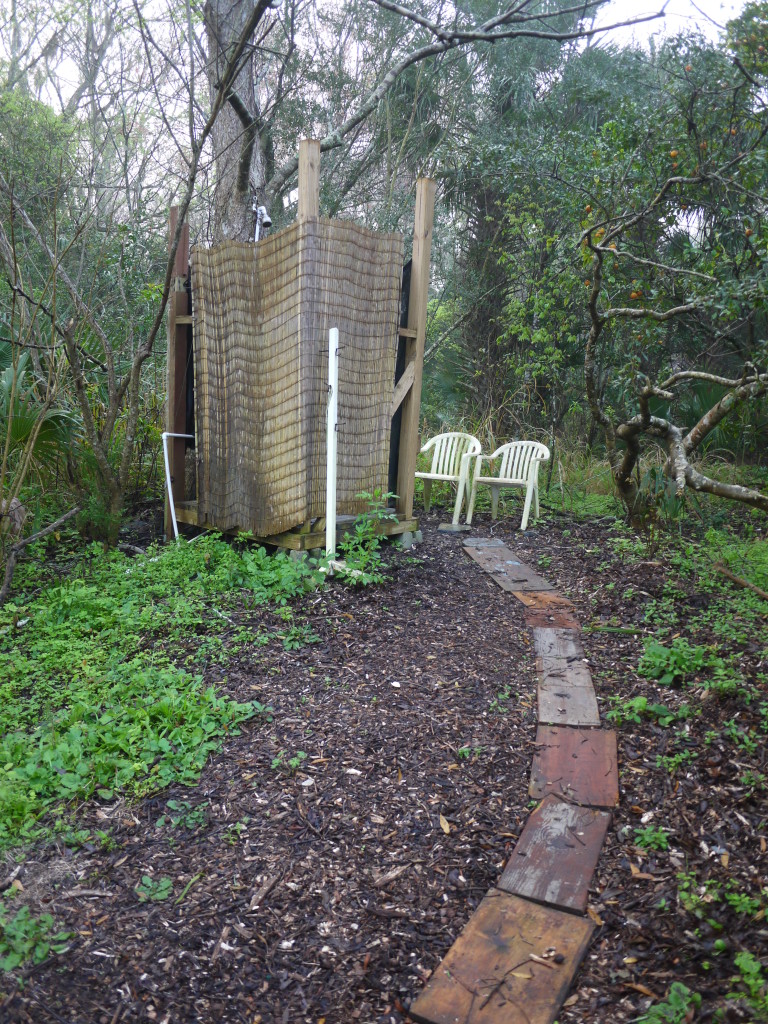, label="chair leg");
[422,479,432,512]
[452,479,466,525]
[466,481,478,525]
[520,482,535,531]
[490,485,500,520]
[533,479,540,519]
